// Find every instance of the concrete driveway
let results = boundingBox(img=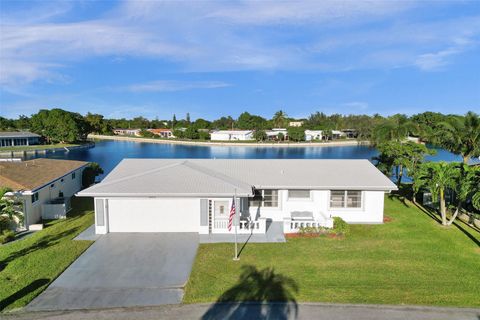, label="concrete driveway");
[26,233,199,311]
